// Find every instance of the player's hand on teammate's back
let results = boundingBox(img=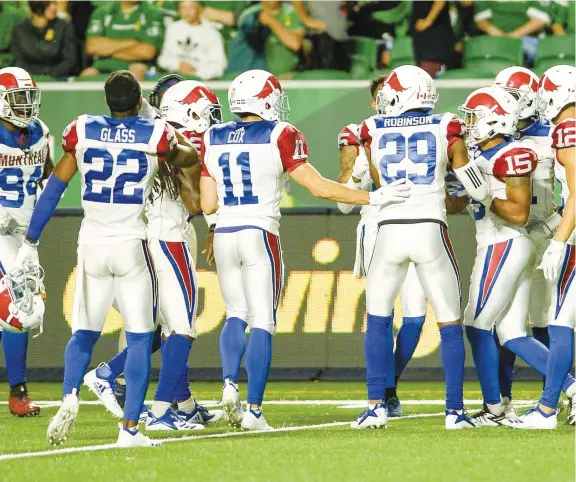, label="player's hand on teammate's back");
[202,231,215,266]
[538,239,566,281]
[0,205,12,234]
[368,179,410,207]
[16,240,40,267]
